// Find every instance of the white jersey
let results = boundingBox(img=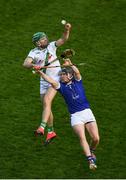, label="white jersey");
[27,41,61,80]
